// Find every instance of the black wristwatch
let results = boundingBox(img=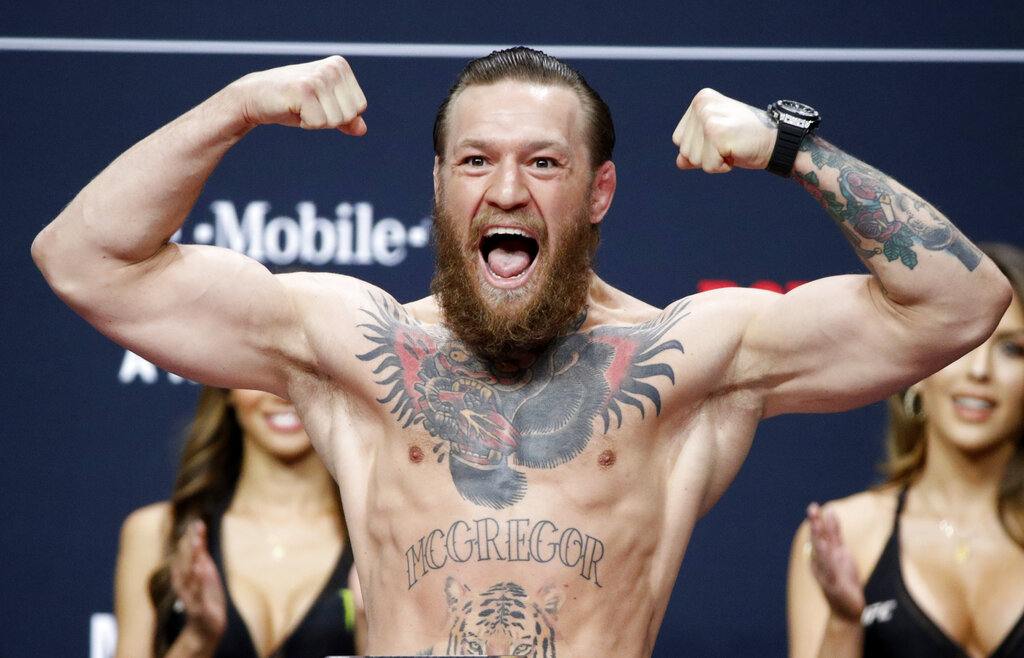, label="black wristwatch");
[765,99,820,177]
